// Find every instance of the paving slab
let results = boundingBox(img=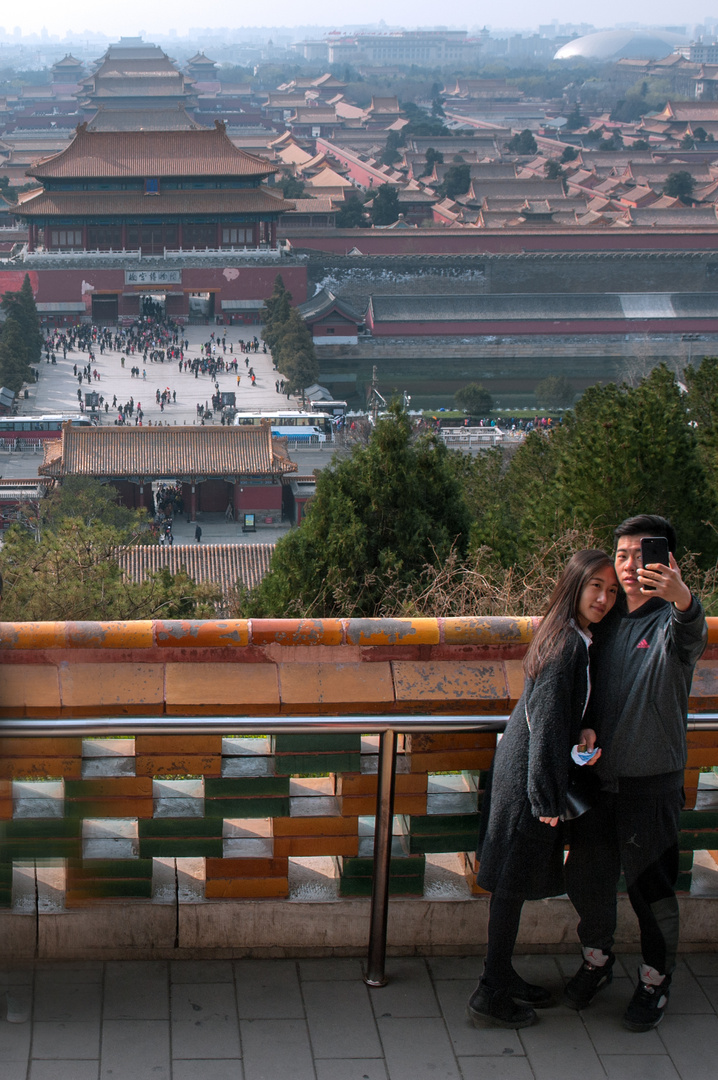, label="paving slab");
[104,961,169,1020]
[234,959,304,1018]
[433,978,525,1057]
[100,1019,170,1080]
[303,979,382,1058]
[457,1058,534,1080]
[368,958,440,1018]
[170,982,240,1059]
[240,1017,314,1080]
[173,1062,243,1080]
[30,1061,100,1080]
[657,1013,718,1080]
[376,1015,461,1080]
[33,980,103,1023]
[314,1059,388,1080]
[518,1011,607,1080]
[600,1056,682,1080]
[31,1019,101,1059]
